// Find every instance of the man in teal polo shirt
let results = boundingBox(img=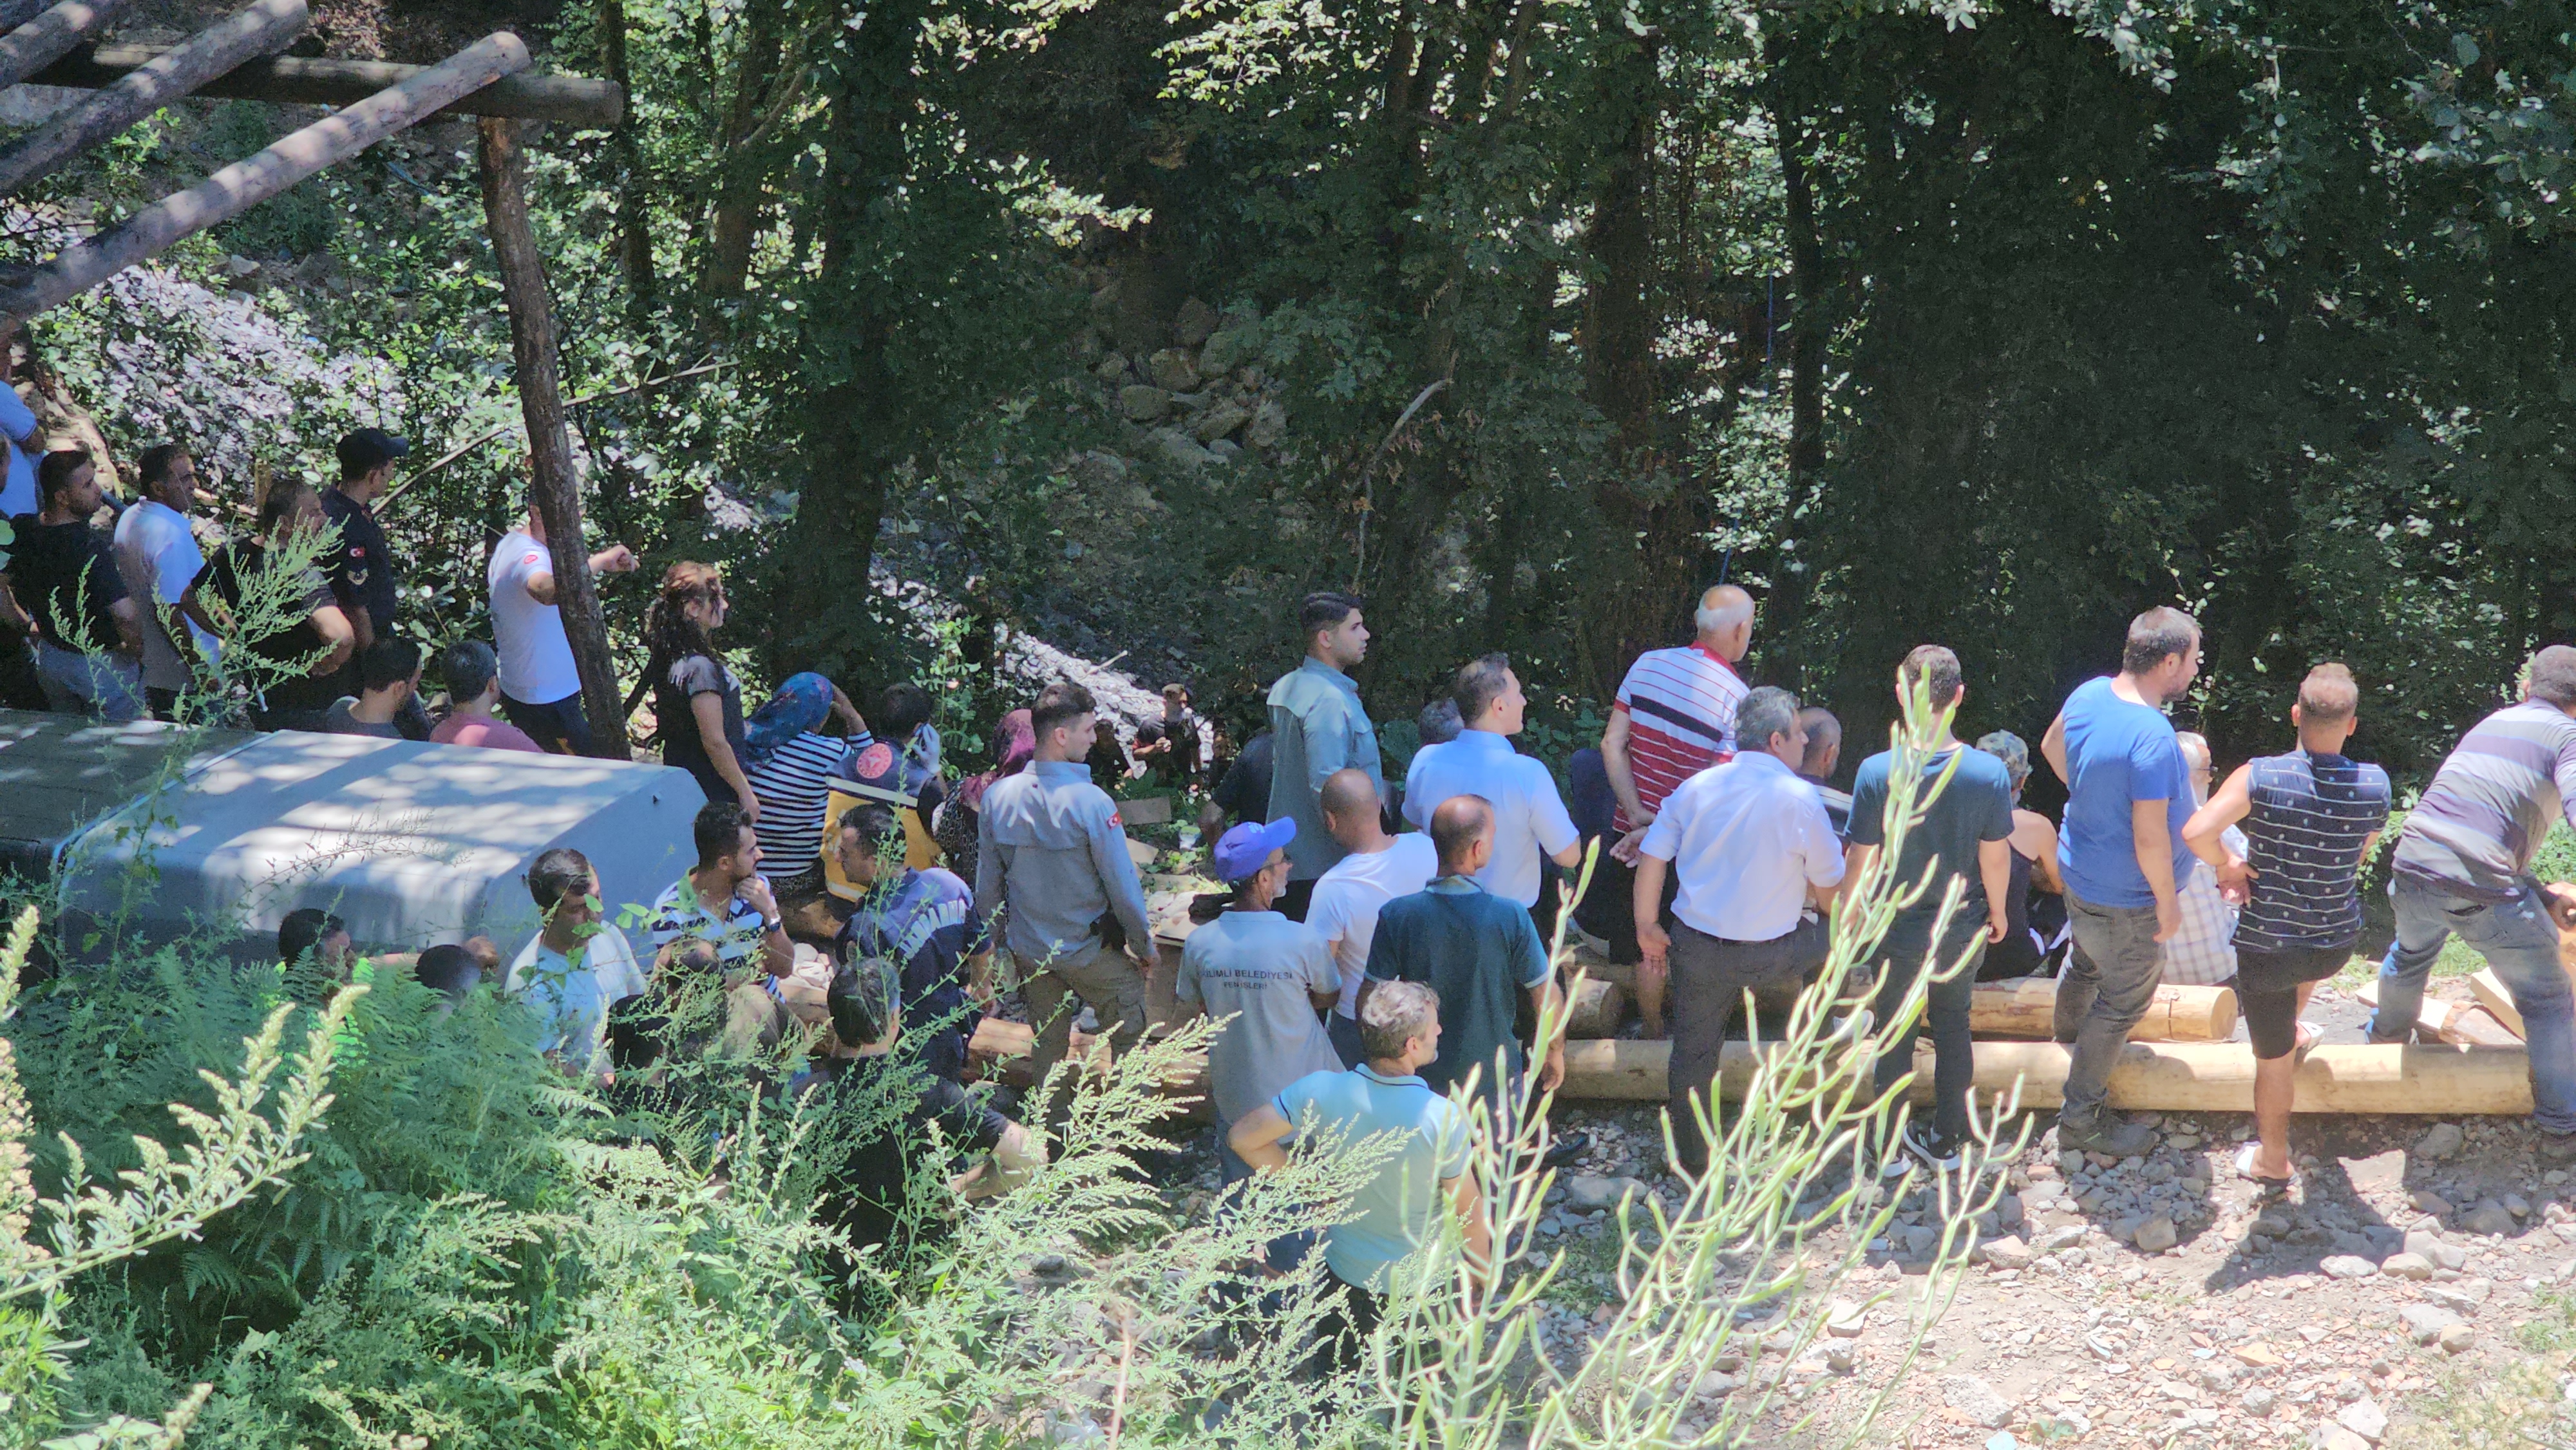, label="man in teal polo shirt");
[1229,978,1487,1372]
